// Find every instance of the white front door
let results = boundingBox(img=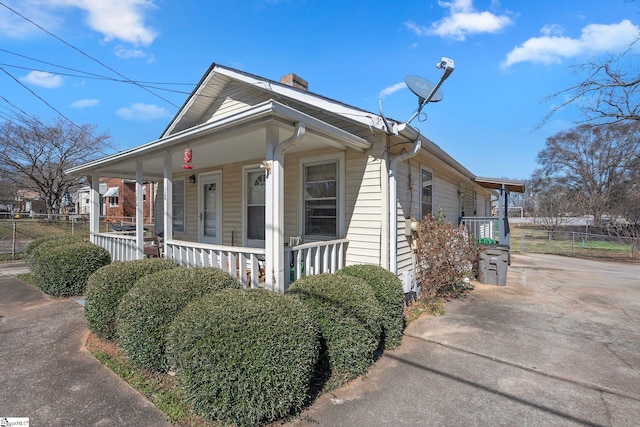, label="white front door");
[199,173,221,244]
